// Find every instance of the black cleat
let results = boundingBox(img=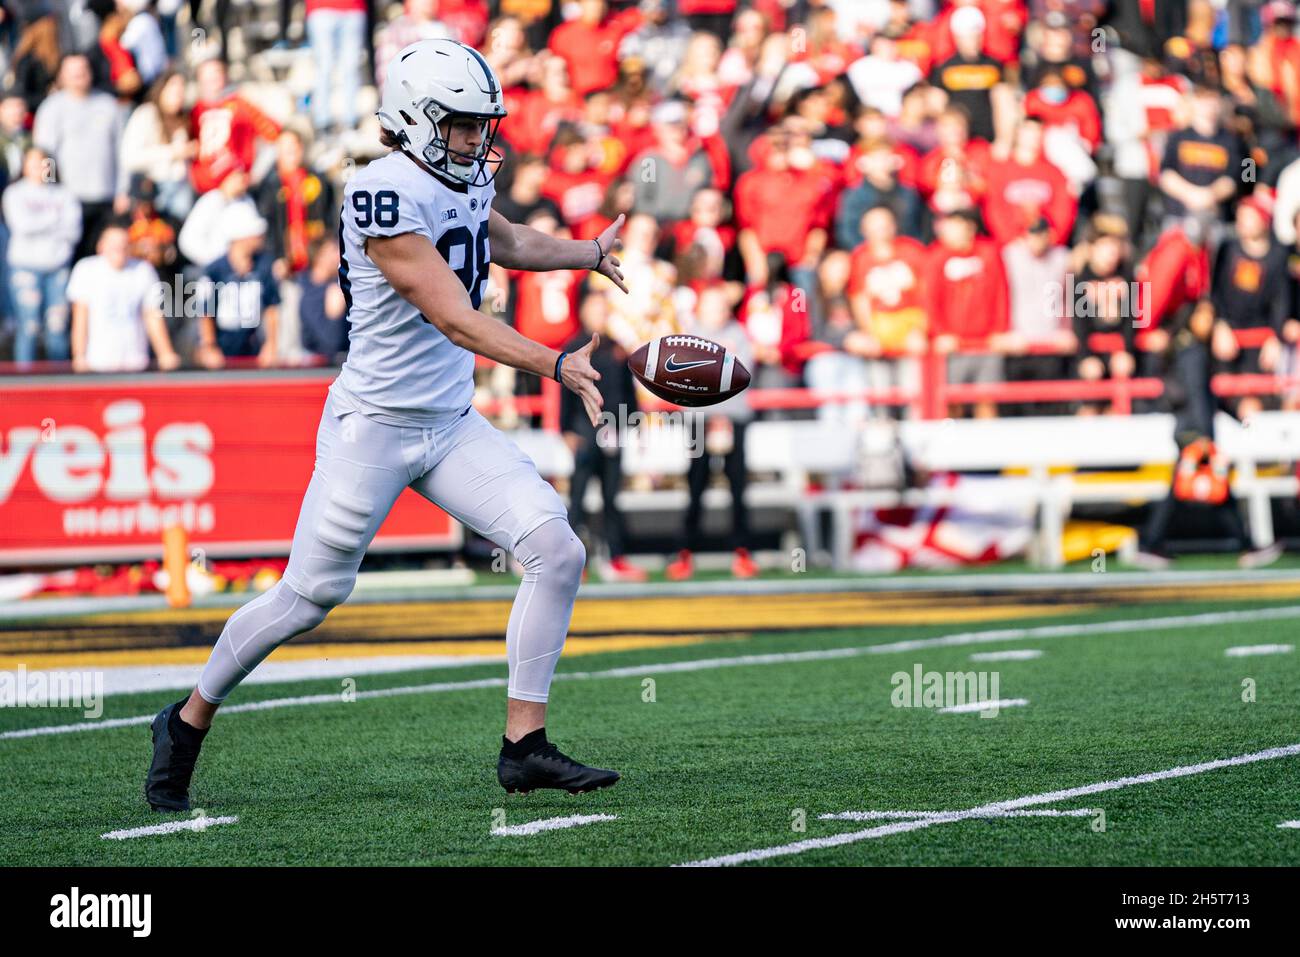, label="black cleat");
[145,698,207,811]
[498,732,620,795]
